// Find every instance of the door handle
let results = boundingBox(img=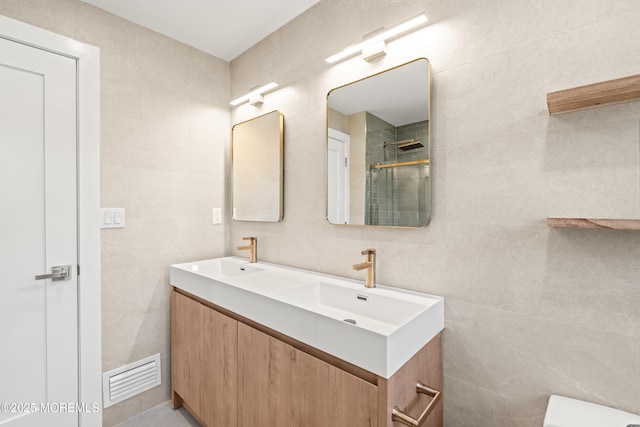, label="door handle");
[35,265,72,281]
